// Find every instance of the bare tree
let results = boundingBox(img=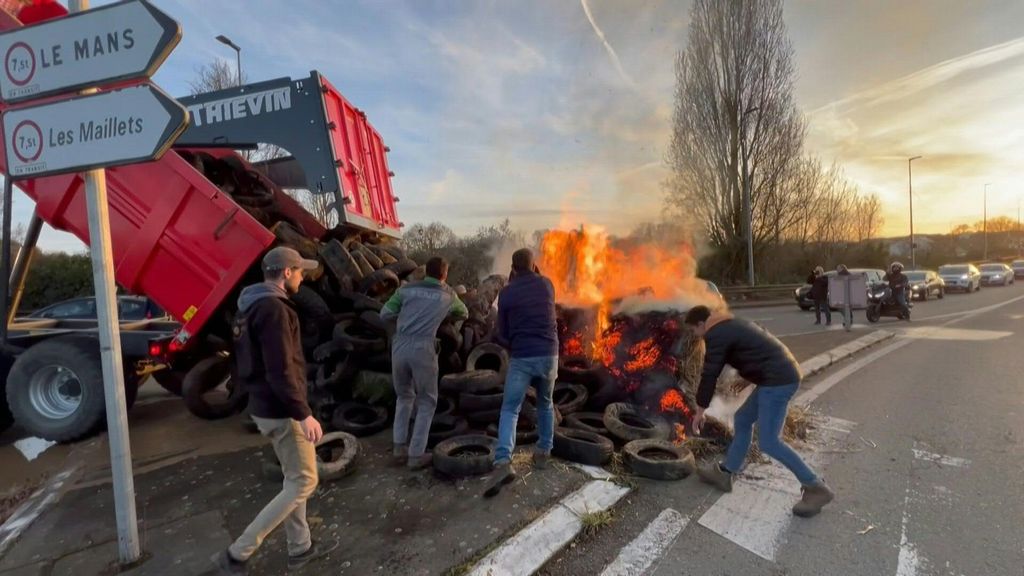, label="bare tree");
[402,222,459,255]
[285,189,338,228]
[667,0,804,282]
[853,193,883,242]
[188,59,243,95]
